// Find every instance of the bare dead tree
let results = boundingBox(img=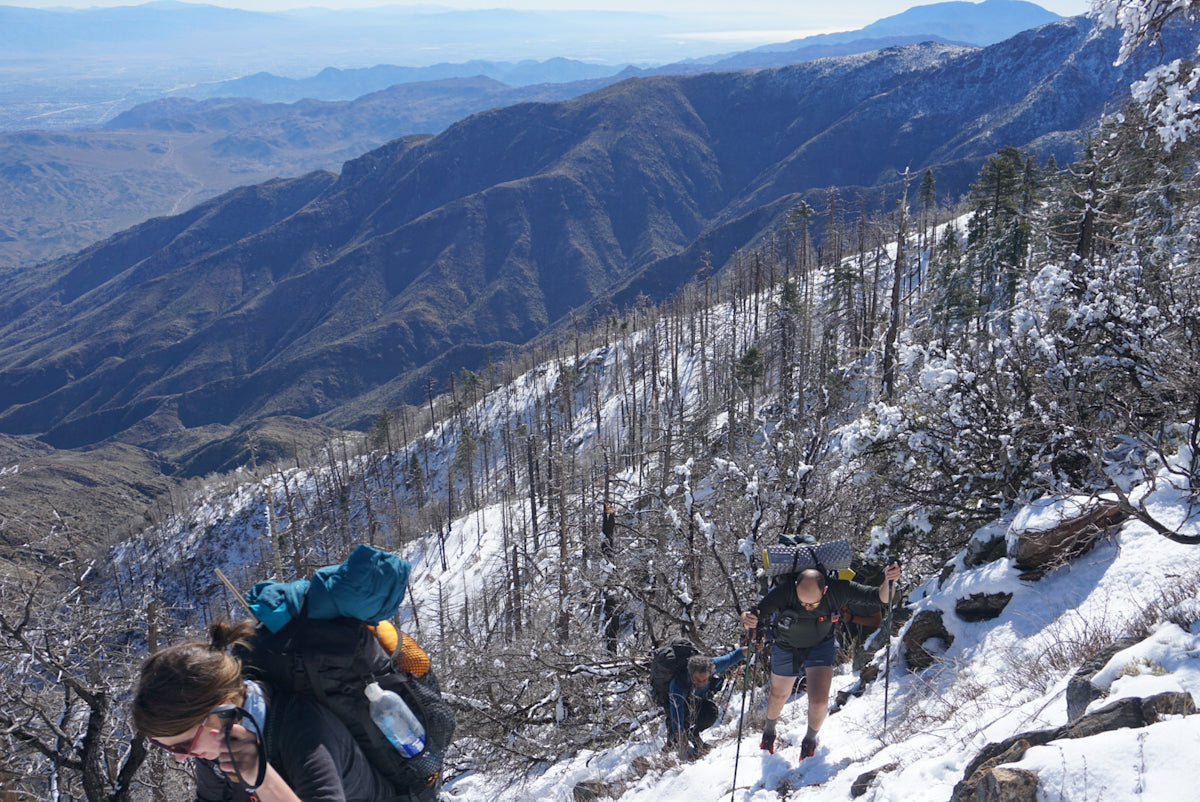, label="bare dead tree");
[0,565,153,801]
